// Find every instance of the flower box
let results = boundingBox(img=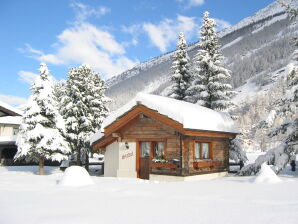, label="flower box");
[151,162,178,169]
[193,161,216,168]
